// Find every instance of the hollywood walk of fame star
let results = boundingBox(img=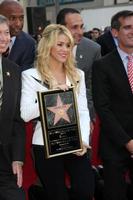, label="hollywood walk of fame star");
[47,95,72,125]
